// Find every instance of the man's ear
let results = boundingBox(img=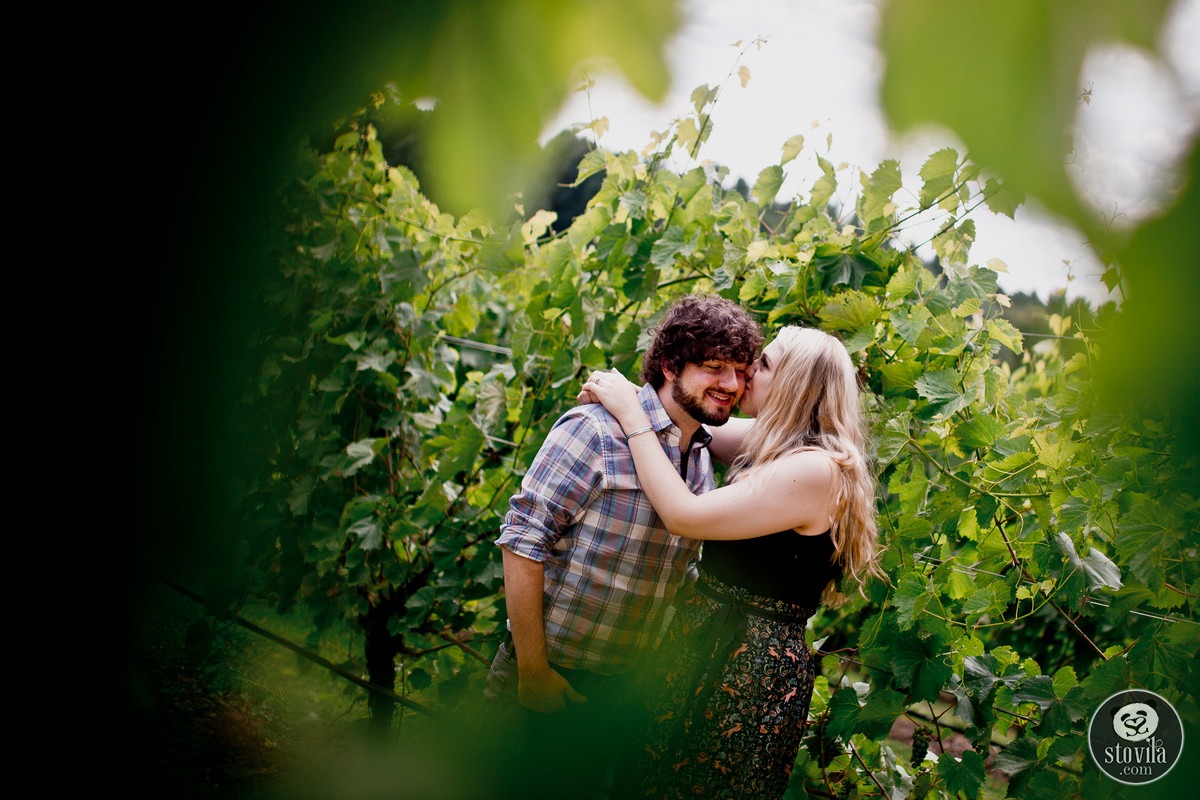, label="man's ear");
[661,365,677,383]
